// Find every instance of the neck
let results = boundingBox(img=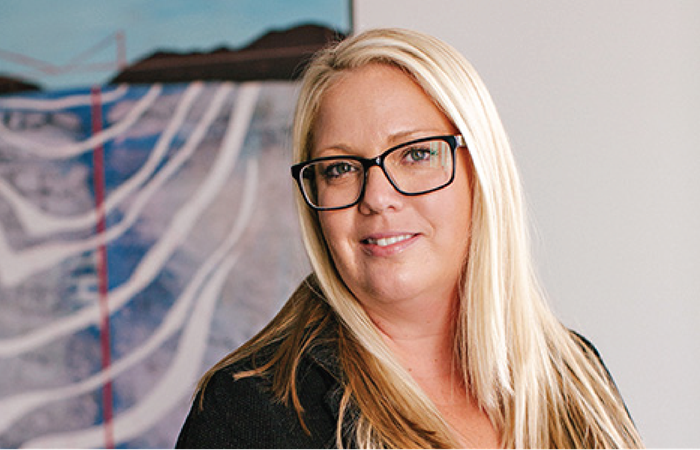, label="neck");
[365,291,459,380]
[361,290,501,448]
